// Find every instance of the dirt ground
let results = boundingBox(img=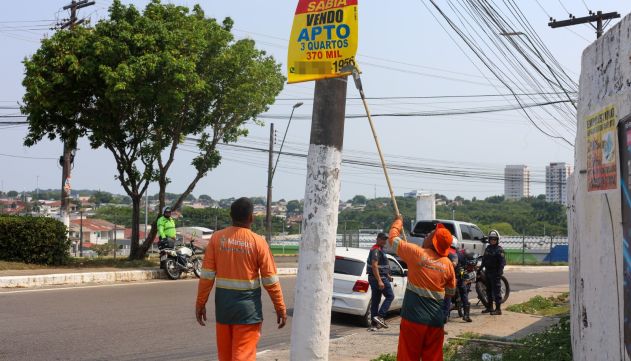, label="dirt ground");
[257,285,568,361]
